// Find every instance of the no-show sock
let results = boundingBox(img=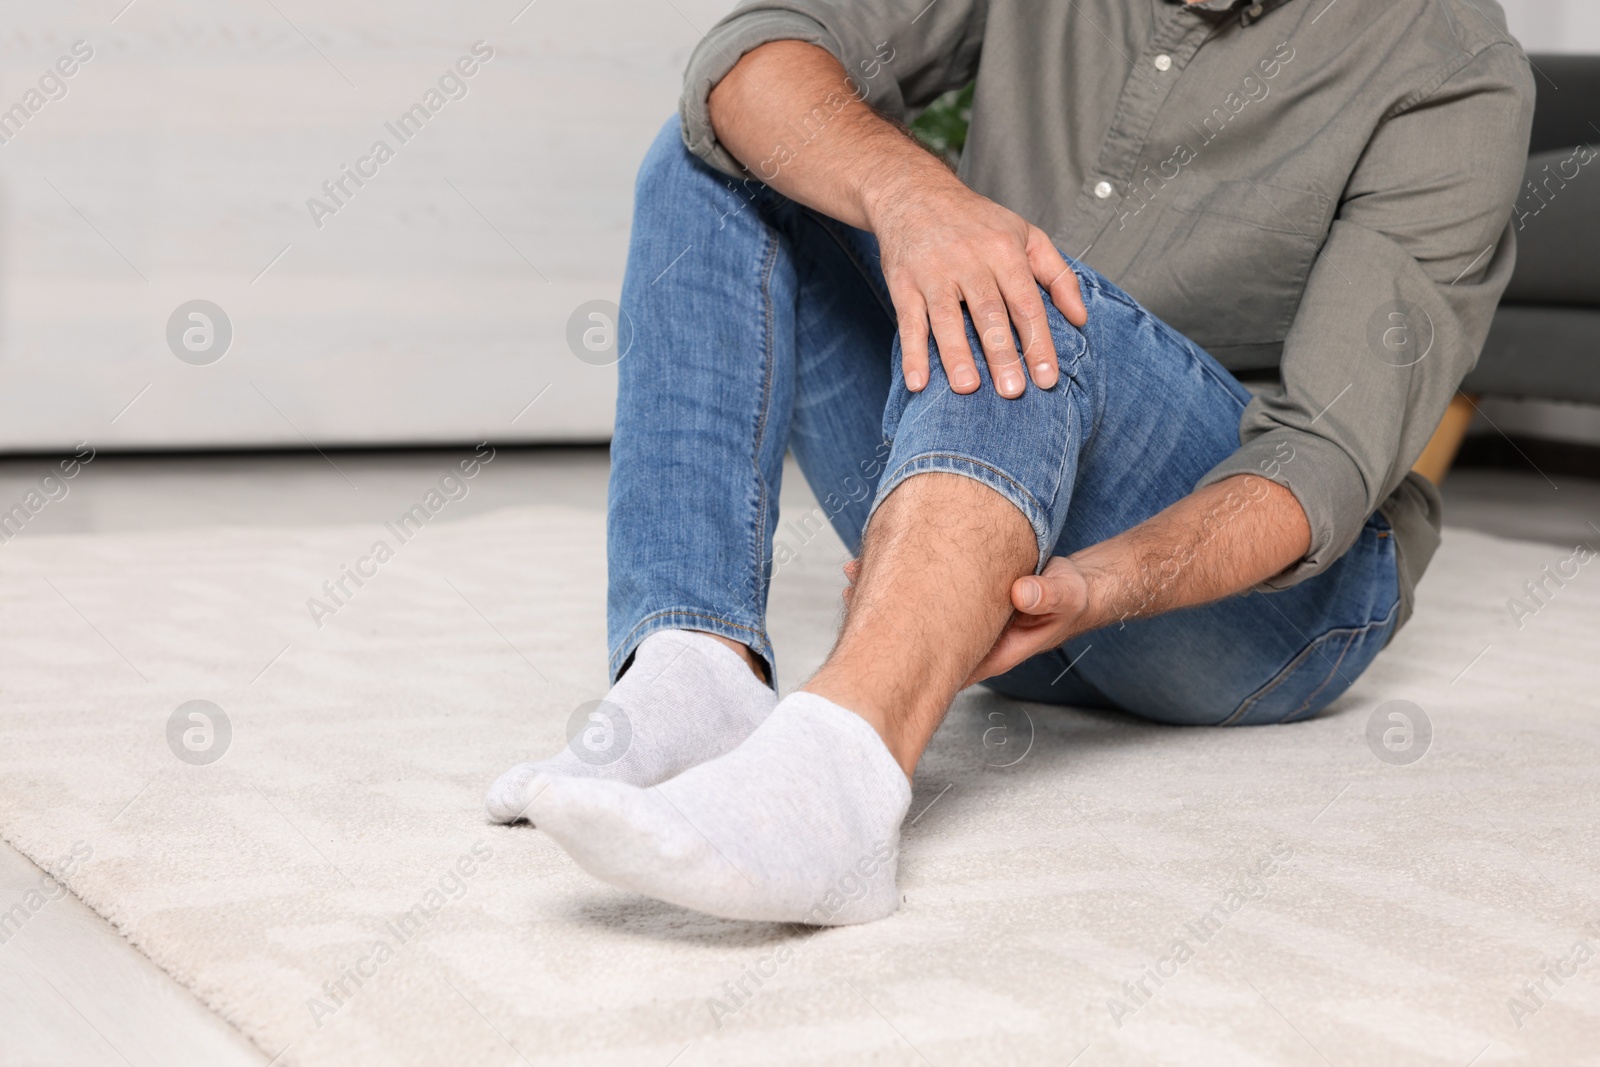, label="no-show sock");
[485,629,775,823]
[525,691,913,925]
